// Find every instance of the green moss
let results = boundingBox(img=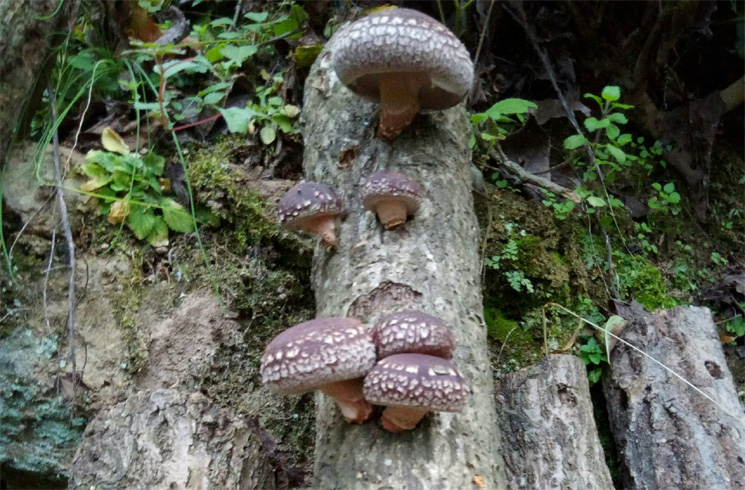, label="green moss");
[614,252,678,310]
